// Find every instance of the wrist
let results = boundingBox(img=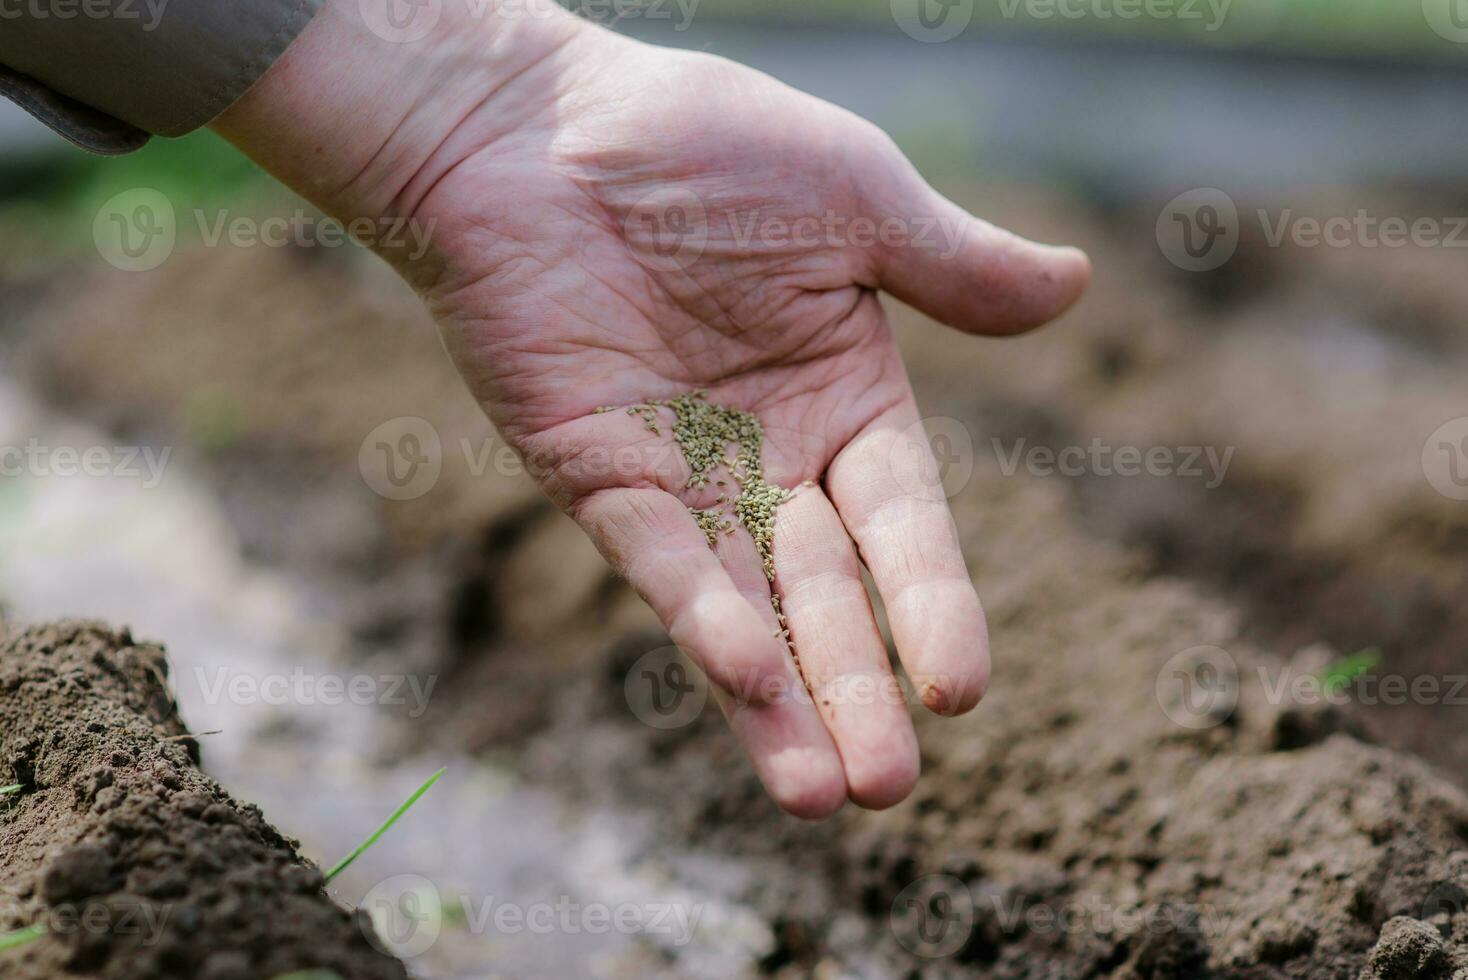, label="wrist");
[213,0,598,227]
